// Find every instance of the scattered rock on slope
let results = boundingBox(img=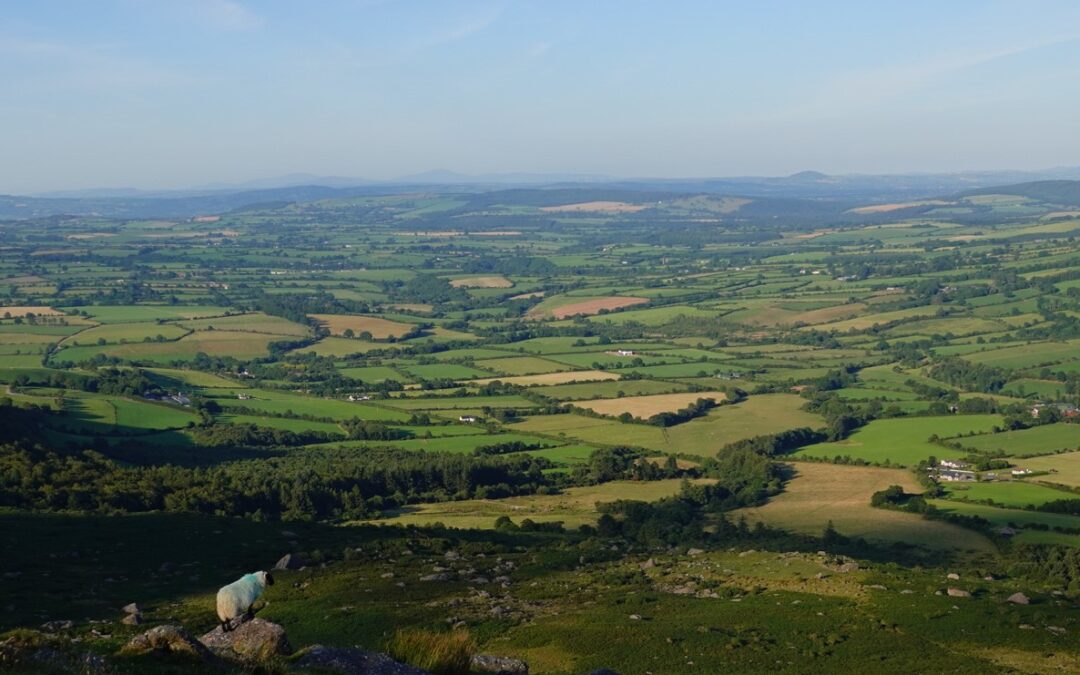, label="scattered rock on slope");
[471,653,529,674]
[291,645,430,674]
[275,553,306,570]
[200,618,292,660]
[122,624,215,662]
